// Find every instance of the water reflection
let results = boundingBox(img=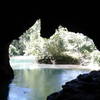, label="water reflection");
[8,68,90,100]
[9,84,31,100]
